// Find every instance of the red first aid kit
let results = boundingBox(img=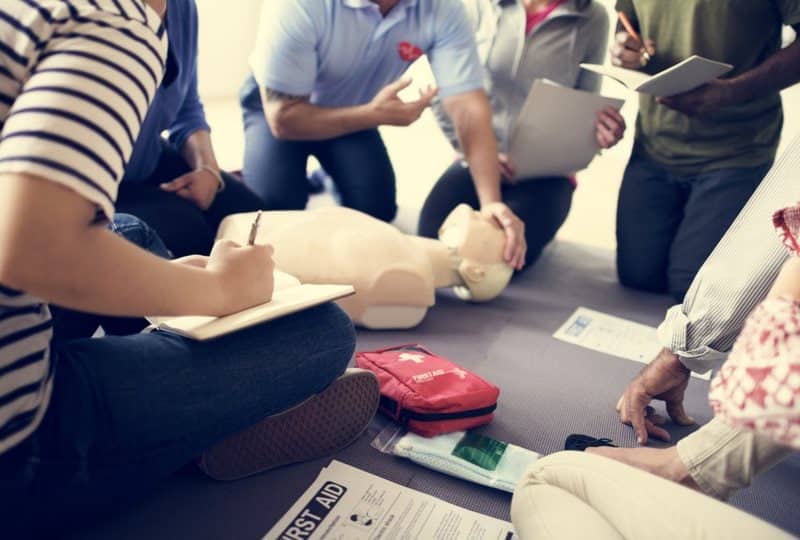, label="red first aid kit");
[355,344,500,437]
